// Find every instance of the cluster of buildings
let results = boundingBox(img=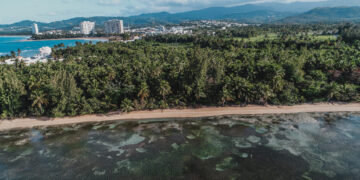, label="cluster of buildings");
[31,19,125,35]
[130,26,193,35]
[30,20,246,39]
[31,19,245,36]
[128,20,247,35]
[193,20,249,28]
[81,19,125,34]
